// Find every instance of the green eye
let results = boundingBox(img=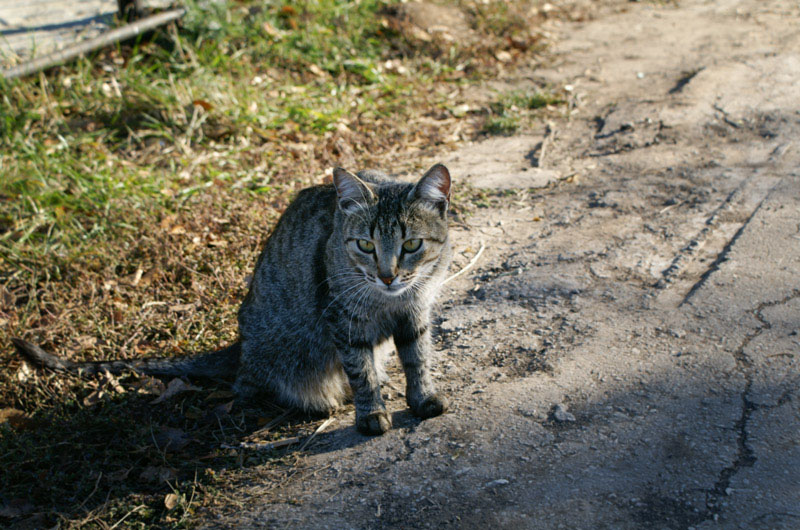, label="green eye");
[402,239,422,253]
[356,239,375,253]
